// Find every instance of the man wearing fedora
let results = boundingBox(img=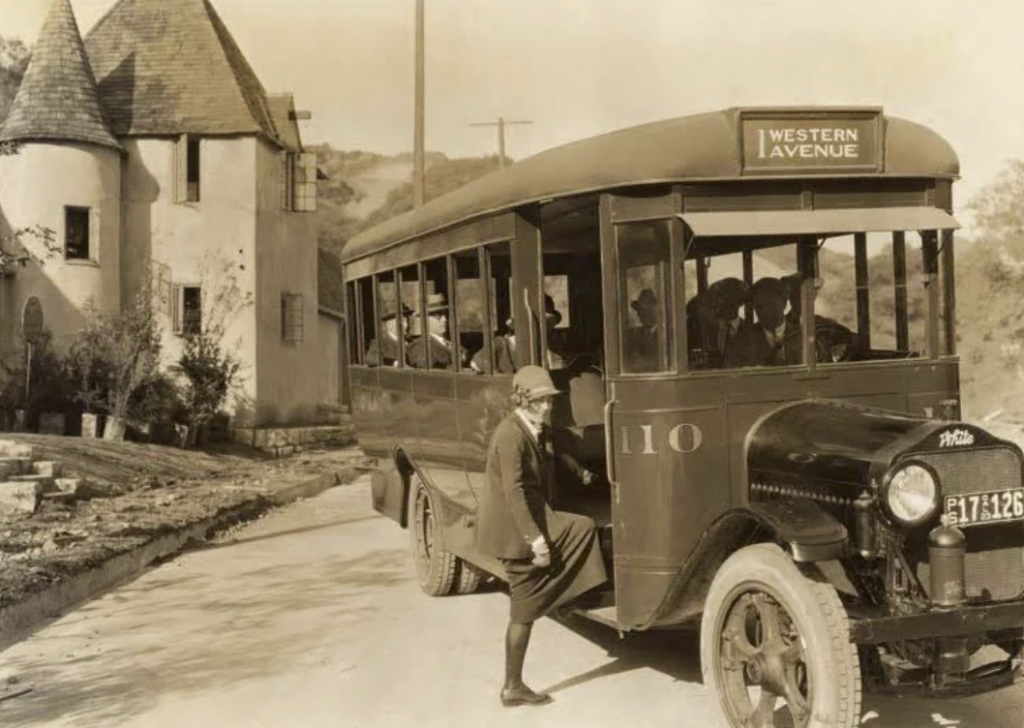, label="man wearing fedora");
[365,301,412,367]
[623,288,662,371]
[406,293,461,369]
[543,294,570,370]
